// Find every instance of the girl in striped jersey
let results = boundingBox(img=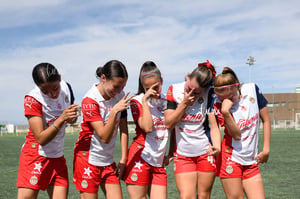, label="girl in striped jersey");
[73,60,132,199]
[17,63,78,199]
[164,61,221,199]
[123,61,171,199]
[213,67,271,199]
